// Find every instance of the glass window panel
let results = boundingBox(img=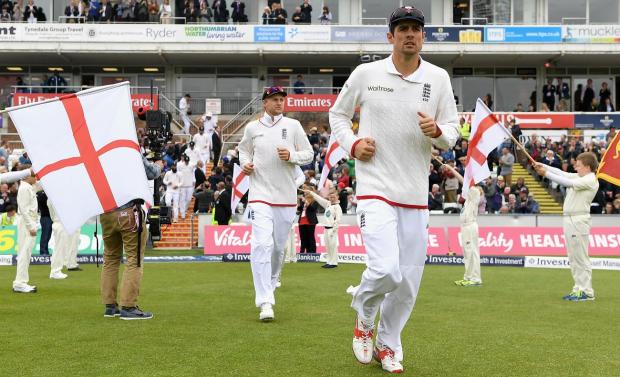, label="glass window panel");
[548,0,586,24]
[589,0,619,24]
[451,76,494,112]
[496,77,536,111]
[321,0,338,24]
[362,0,399,25]
[473,0,511,24]
[137,75,166,94]
[403,0,432,22]
[453,0,470,24]
[180,76,216,97]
